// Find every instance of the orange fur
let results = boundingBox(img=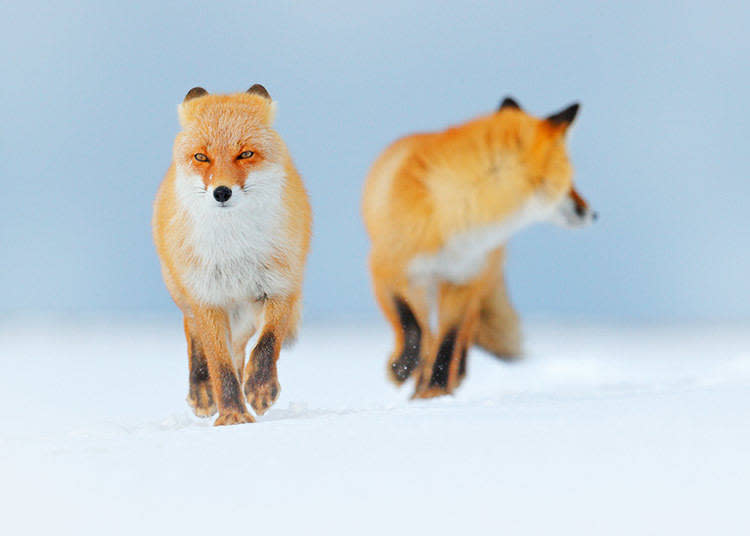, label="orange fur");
[363,101,592,397]
[153,87,311,425]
